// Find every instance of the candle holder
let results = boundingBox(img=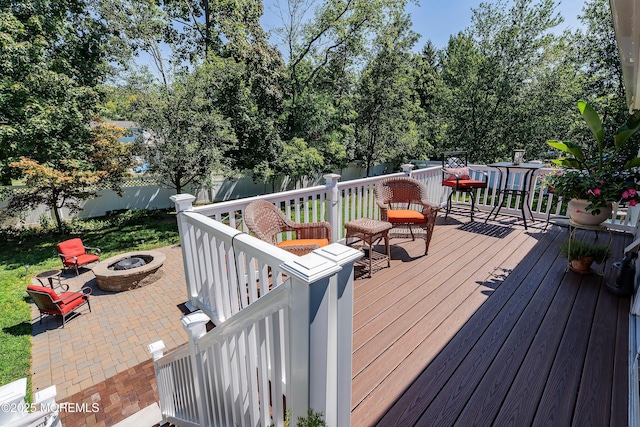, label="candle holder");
[513,149,525,165]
